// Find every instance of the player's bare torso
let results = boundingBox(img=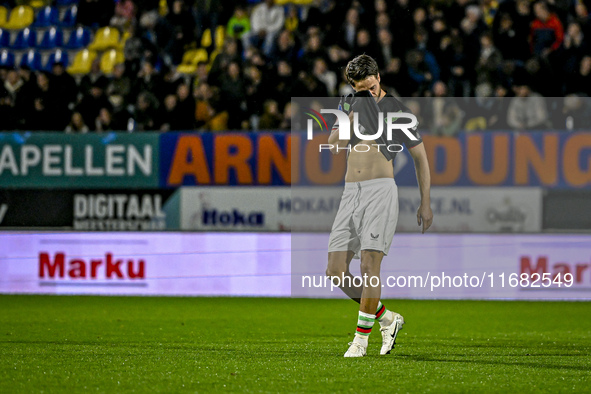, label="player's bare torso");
[345,142,393,182]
